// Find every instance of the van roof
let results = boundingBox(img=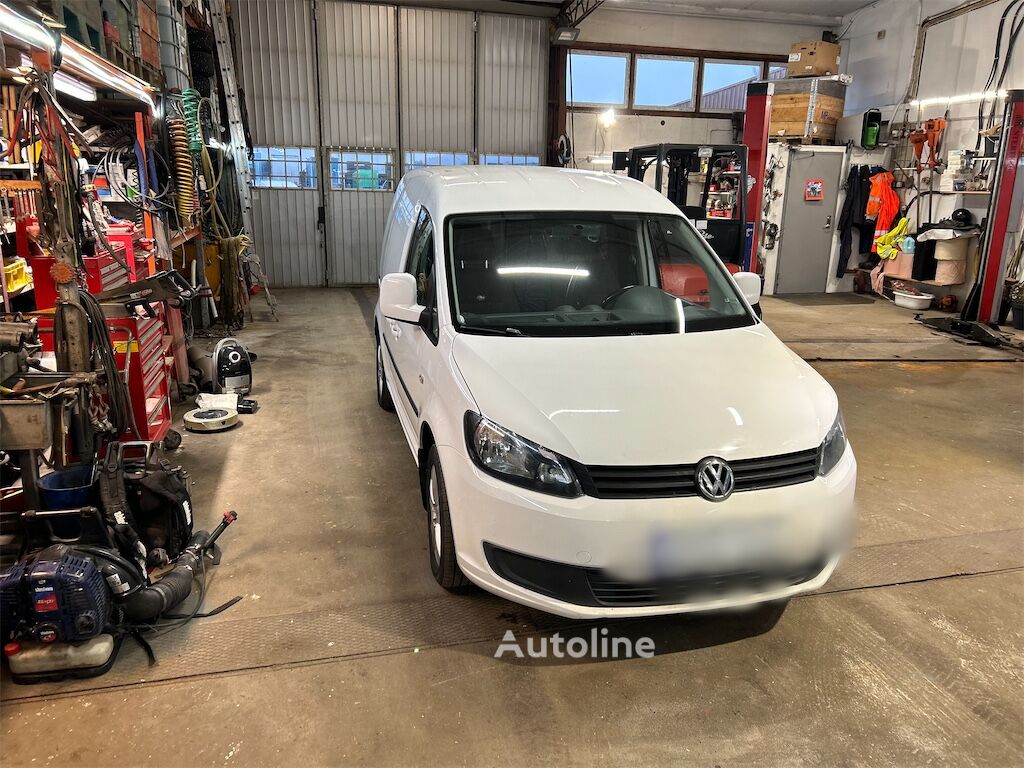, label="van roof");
[400,165,681,217]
